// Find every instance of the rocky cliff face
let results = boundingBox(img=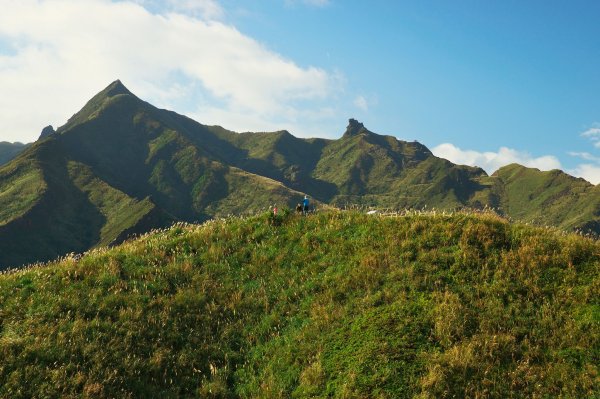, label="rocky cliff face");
[38,125,56,140]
